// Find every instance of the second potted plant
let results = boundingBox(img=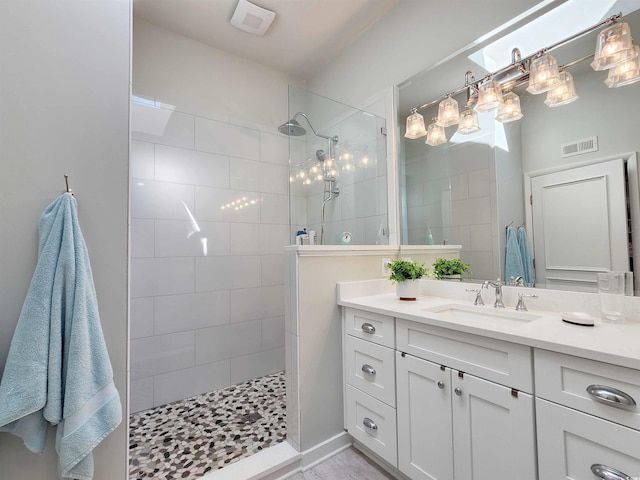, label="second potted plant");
[432,257,472,281]
[388,259,428,301]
